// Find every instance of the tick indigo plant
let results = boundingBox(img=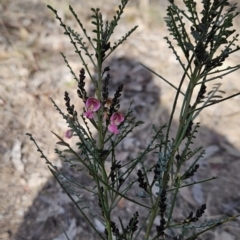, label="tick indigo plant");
[27,0,240,239]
